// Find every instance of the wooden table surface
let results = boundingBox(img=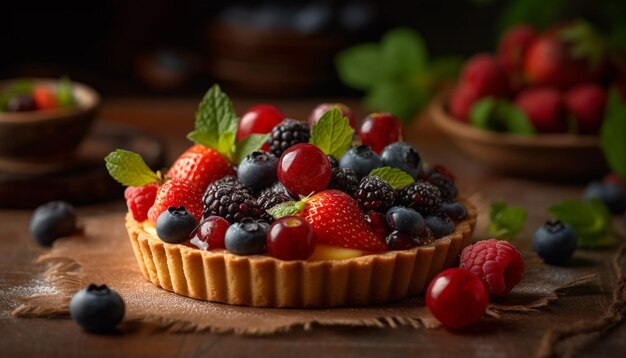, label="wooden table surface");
[1,97,625,357]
